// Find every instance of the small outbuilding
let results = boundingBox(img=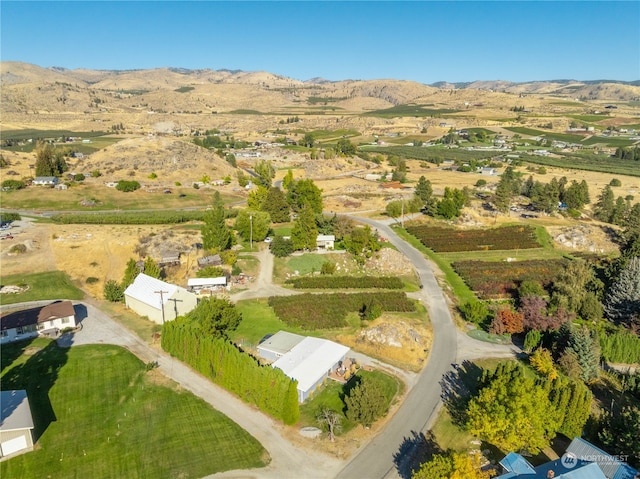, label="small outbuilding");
[0,390,35,458]
[197,254,223,268]
[124,273,197,324]
[187,276,228,293]
[316,234,335,250]
[32,176,58,186]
